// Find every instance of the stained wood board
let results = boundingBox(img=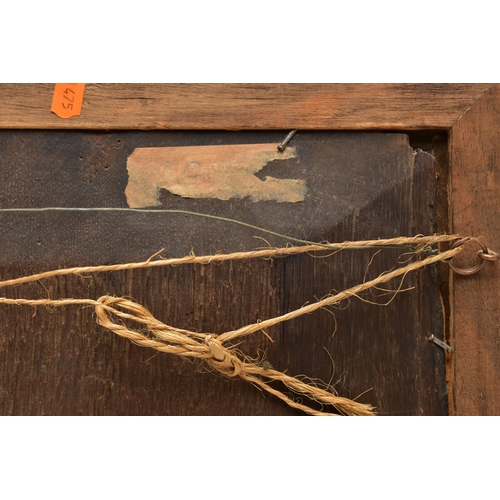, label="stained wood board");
[0,84,490,130]
[0,130,446,415]
[450,85,500,415]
